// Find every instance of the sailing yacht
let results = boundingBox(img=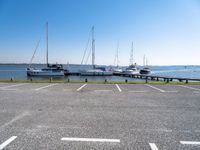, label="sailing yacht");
[111,41,123,74]
[27,22,65,76]
[80,26,112,76]
[122,42,140,75]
